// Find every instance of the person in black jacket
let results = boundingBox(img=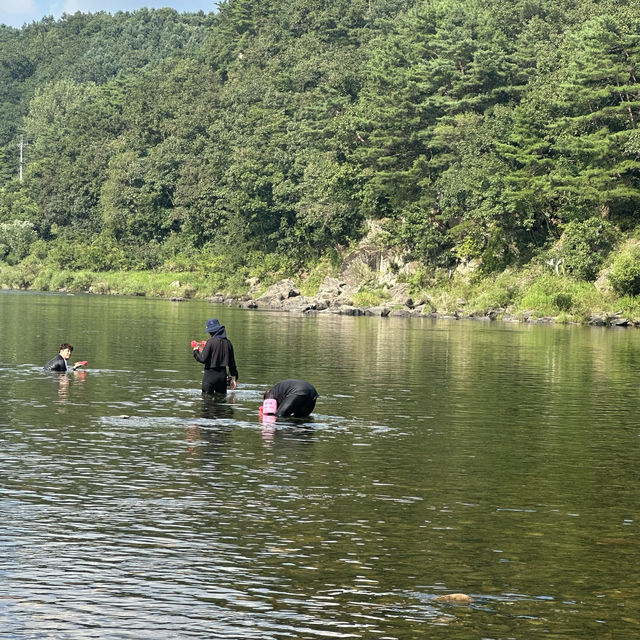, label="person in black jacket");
[193,318,238,394]
[263,379,318,417]
[44,343,84,372]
